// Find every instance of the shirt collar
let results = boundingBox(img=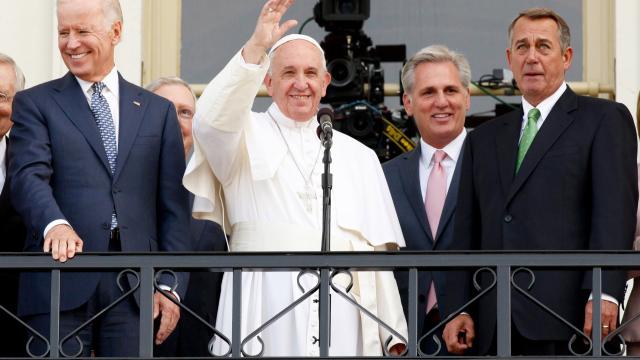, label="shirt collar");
[521,81,567,123]
[76,66,120,99]
[420,129,467,166]
[267,103,315,130]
